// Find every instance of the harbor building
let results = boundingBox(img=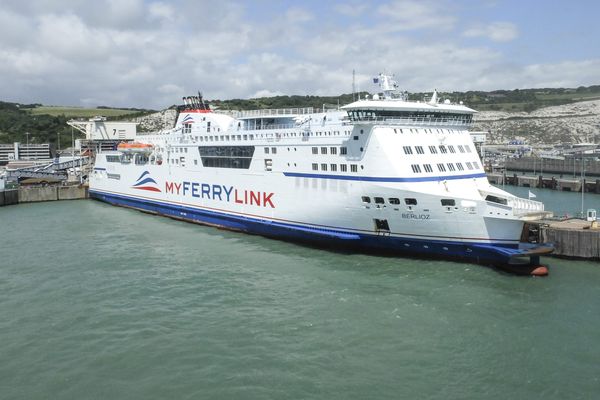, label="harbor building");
[0,143,52,166]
